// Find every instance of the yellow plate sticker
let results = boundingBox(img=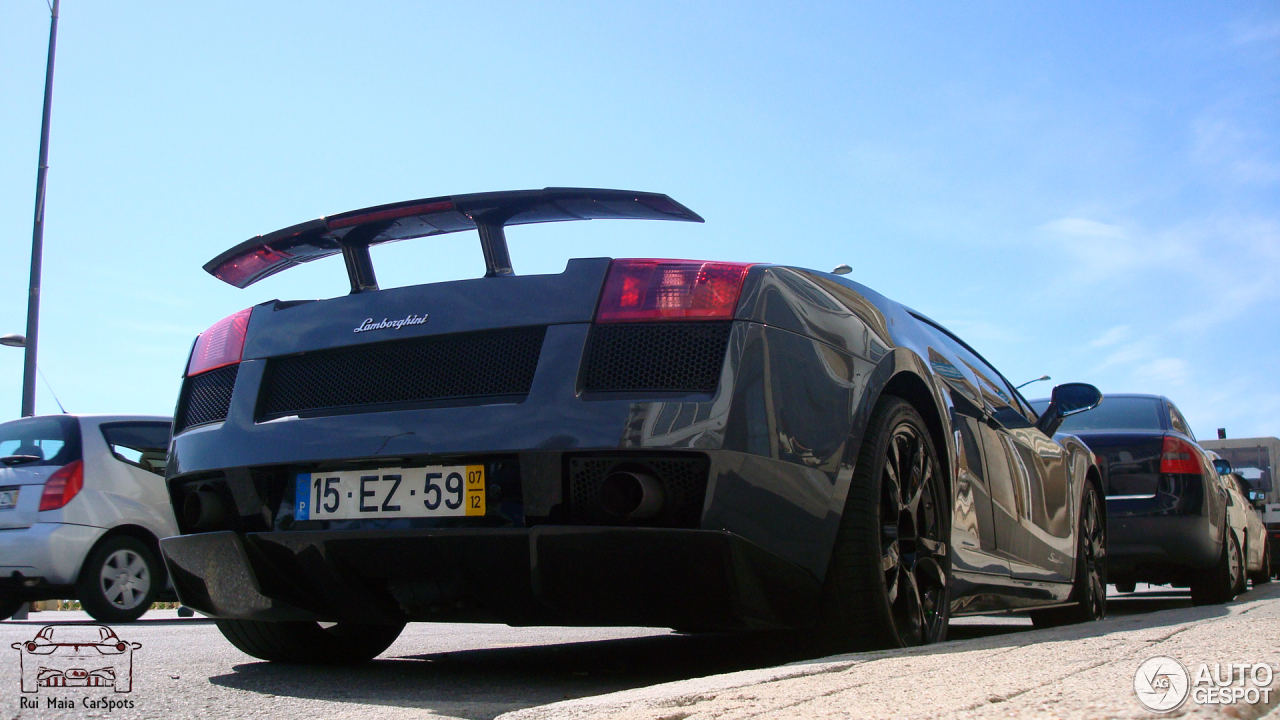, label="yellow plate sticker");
[465,464,486,516]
